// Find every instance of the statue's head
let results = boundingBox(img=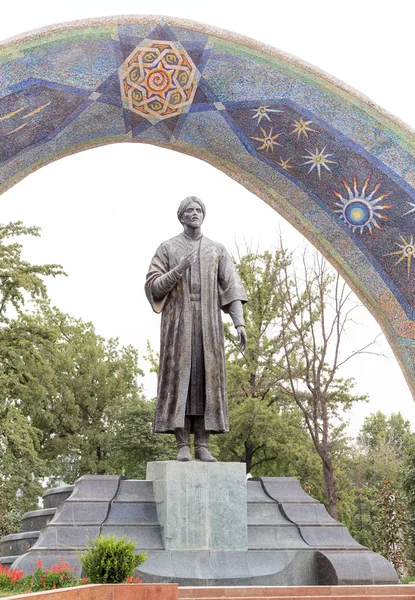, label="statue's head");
[177,196,206,228]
